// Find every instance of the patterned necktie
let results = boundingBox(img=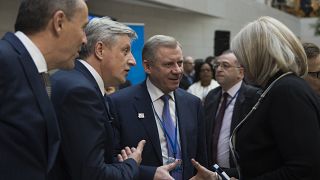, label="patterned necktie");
[40,72,51,98]
[161,94,182,180]
[212,92,229,163]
